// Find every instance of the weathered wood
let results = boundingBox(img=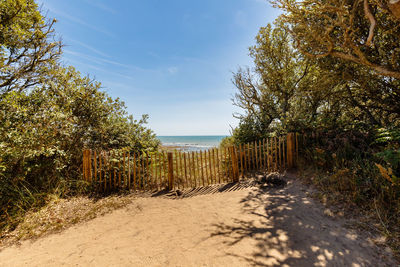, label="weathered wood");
[82,150,86,180]
[278,137,281,170]
[243,144,247,175]
[142,153,145,190]
[163,152,168,189]
[199,151,205,186]
[112,152,116,188]
[203,150,208,185]
[286,134,292,168]
[108,151,112,190]
[239,144,243,178]
[98,151,101,187]
[167,152,174,190]
[122,152,126,188]
[262,139,266,170]
[207,150,212,184]
[229,147,233,181]
[156,152,161,190]
[251,143,255,170]
[147,153,150,190]
[93,151,97,183]
[178,152,183,188]
[211,149,216,184]
[274,137,278,171]
[221,147,226,182]
[245,143,249,172]
[183,153,188,188]
[233,146,239,181]
[208,150,212,183]
[174,151,179,189]
[282,138,286,169]
[127,153,131,190]
[88,150,92,182]
[82,133,302,192]
[192,151,197,187]
[145,154,148,190]
[267,138,271,171]
[216,148,221,184]
[133,153,137,191]
[259,140,262,170]
[150,153,154,189]
[296,133,299,166]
